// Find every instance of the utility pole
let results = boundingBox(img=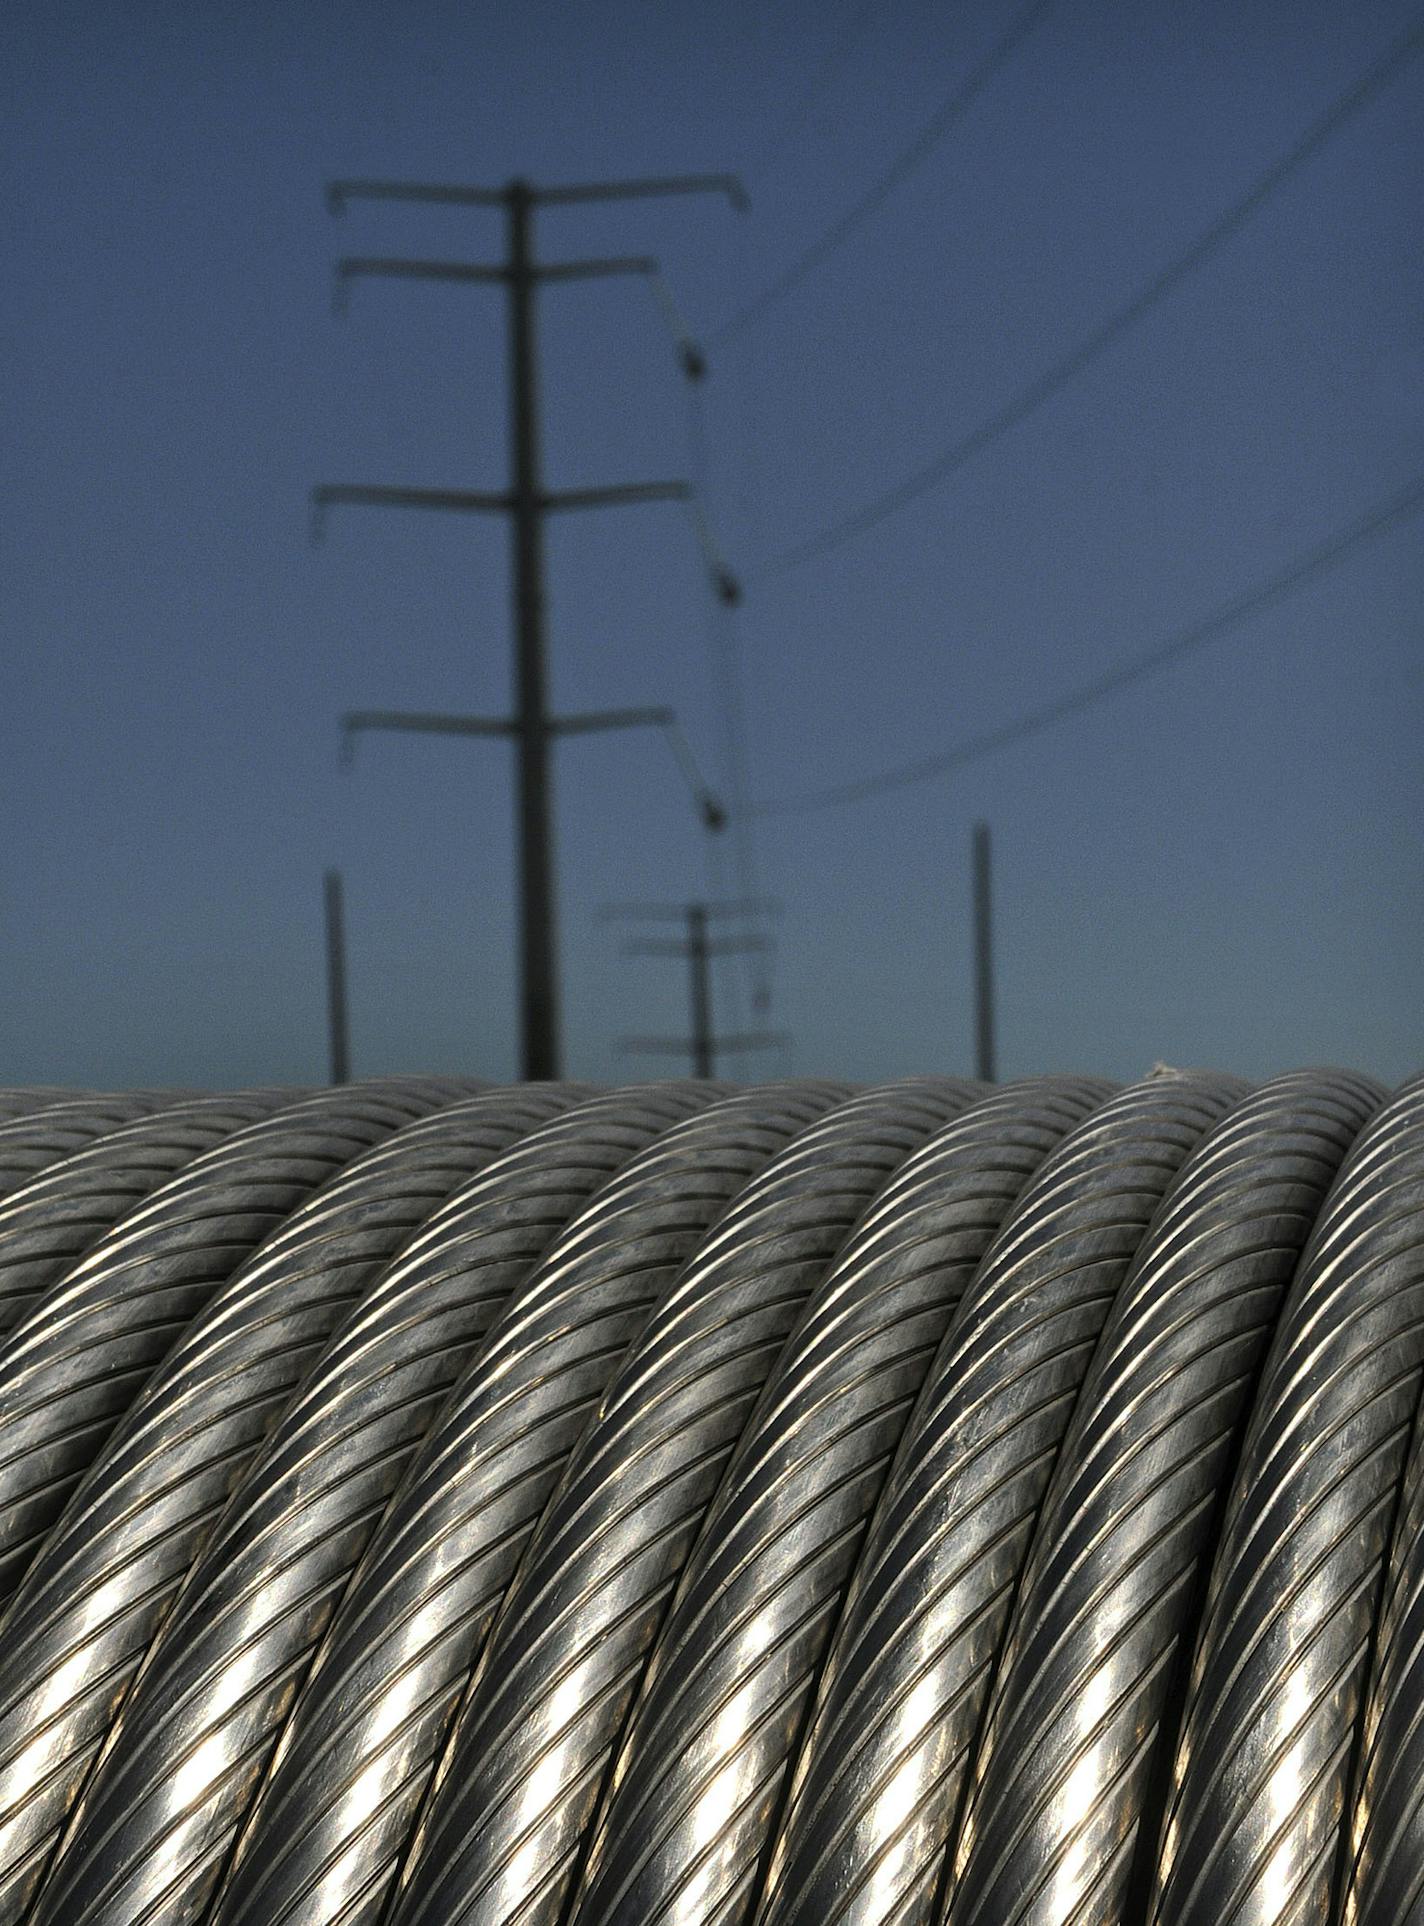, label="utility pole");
[315,172,745,1079]
[323,869,351,1085]
[972,821,996,1082]
[605,900,785,1079]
